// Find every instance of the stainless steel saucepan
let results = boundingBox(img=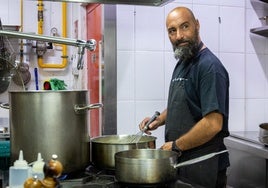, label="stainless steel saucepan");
[115,149,228,184]
[259,123,268,145]
[91,135,156,170]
